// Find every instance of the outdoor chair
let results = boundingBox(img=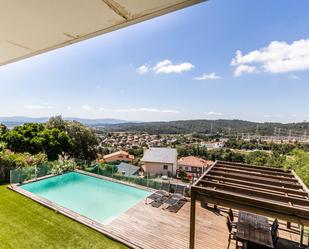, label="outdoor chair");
[271,218,279,233]
[226,217,247,249]
[271,219,279,245]
[145,181,170,204]
[228,208,237,228]
[162,184,187,210]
